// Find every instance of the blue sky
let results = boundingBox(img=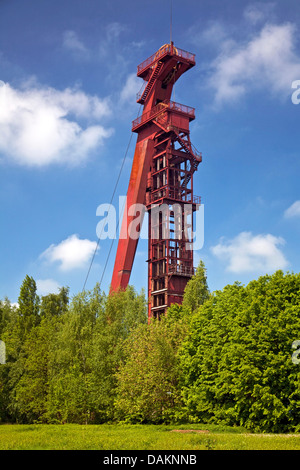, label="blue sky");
[1,0,300,303]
